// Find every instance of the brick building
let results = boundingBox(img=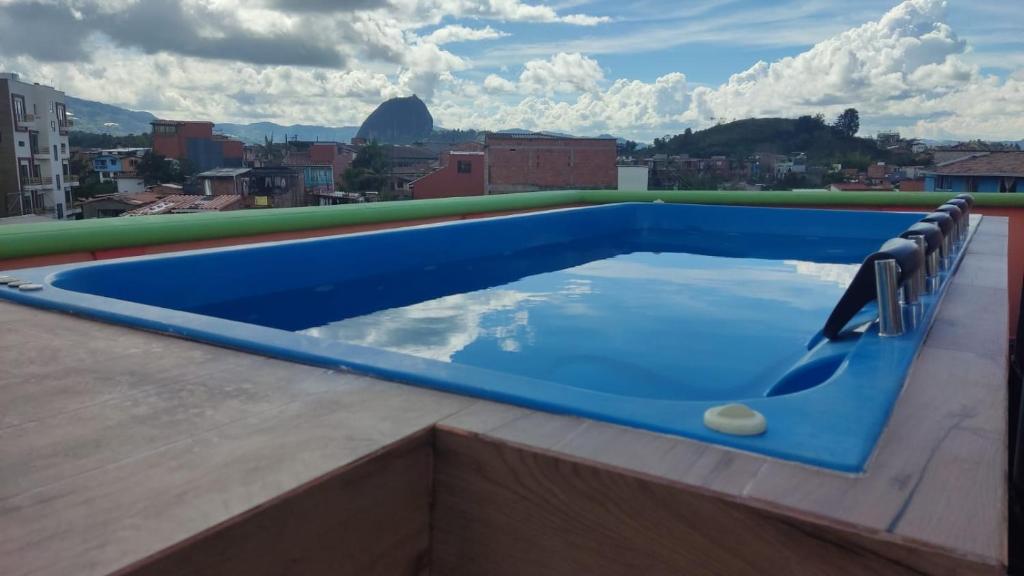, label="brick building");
[284,141,354,185]
[484,132,616,193]
[410,152,485,199]
[151,120,244,173]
